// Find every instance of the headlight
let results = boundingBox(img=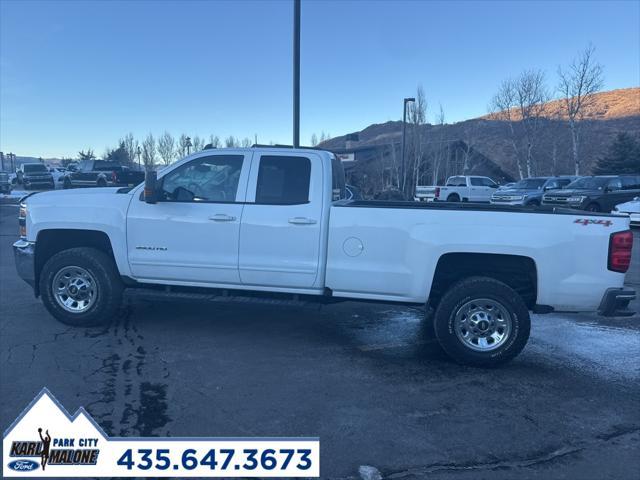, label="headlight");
[509,195,524,201]
[566,196,586,203]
